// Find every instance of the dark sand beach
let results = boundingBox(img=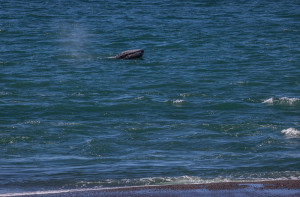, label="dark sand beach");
[10,180,300,197]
